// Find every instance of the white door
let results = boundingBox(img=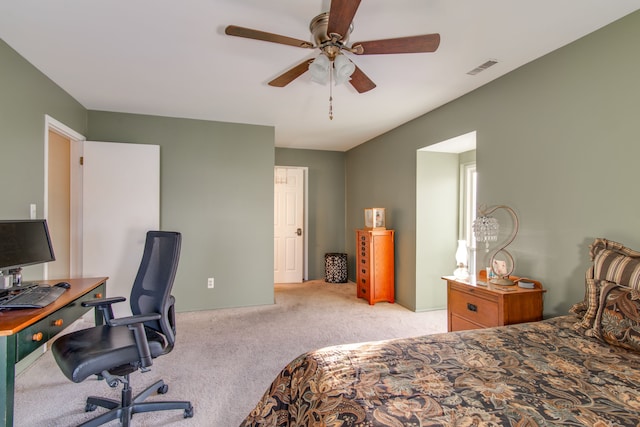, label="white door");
[274,167,304,283]
[82,141,159,316]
